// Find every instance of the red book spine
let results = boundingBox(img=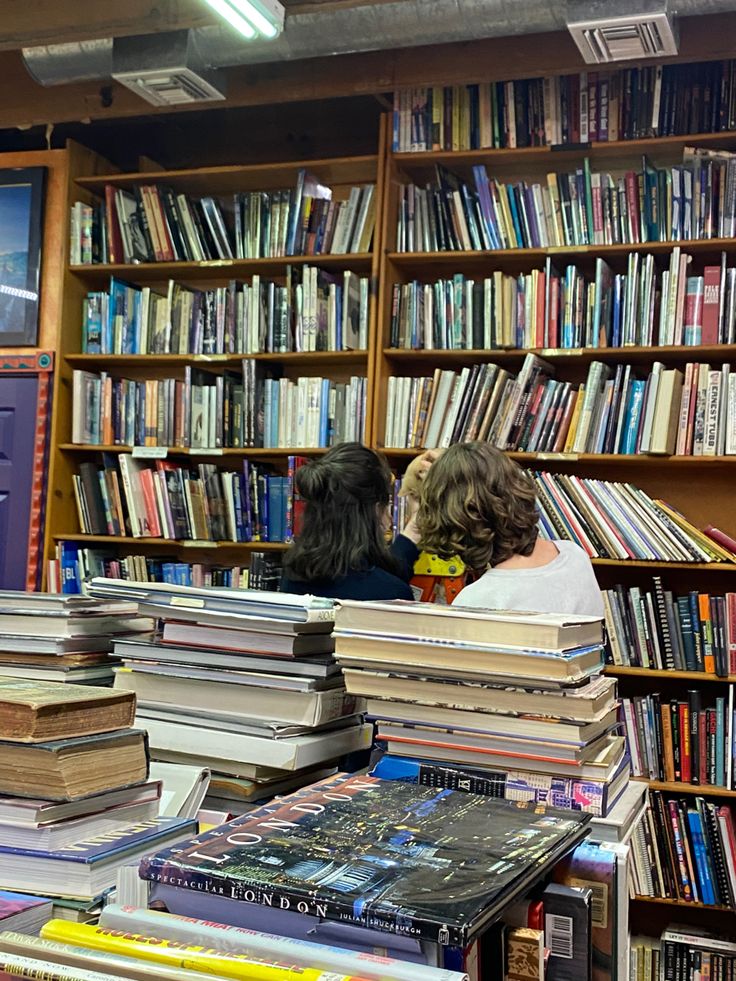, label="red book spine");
[702,266,721,345]
[679,703,692,784]
[104,185,123,264]
[727,593,736,675]
[625,171,641,243]
[703,525,736,556]
[698,712,707,785]
[27,363,52,590]
[138,468,162,538]
[548,276,560,348]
